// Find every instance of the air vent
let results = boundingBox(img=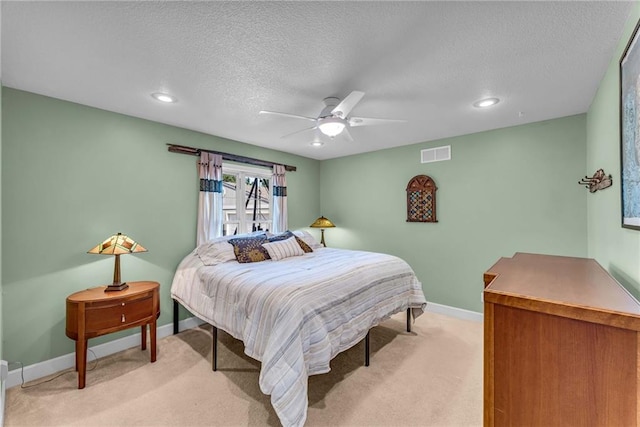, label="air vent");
[421,145,451,163]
